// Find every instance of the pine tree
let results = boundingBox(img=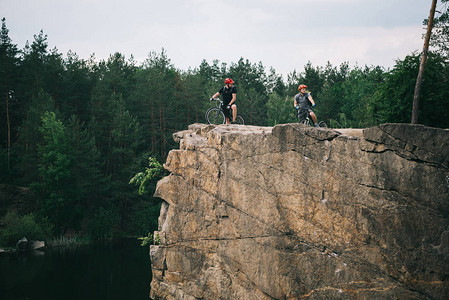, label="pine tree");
[16,91,55,184]
[0,18,19,181]
[33,111,78,233]
[61,51,95,122]
[66,115,108,216]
